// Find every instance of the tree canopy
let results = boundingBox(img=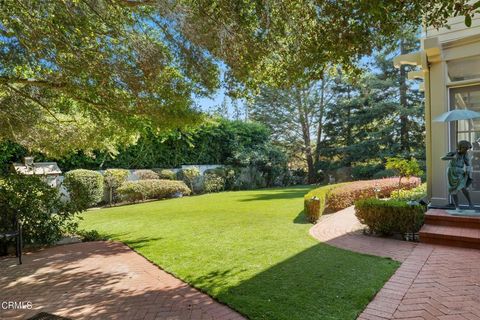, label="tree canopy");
[1,0,478,156]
